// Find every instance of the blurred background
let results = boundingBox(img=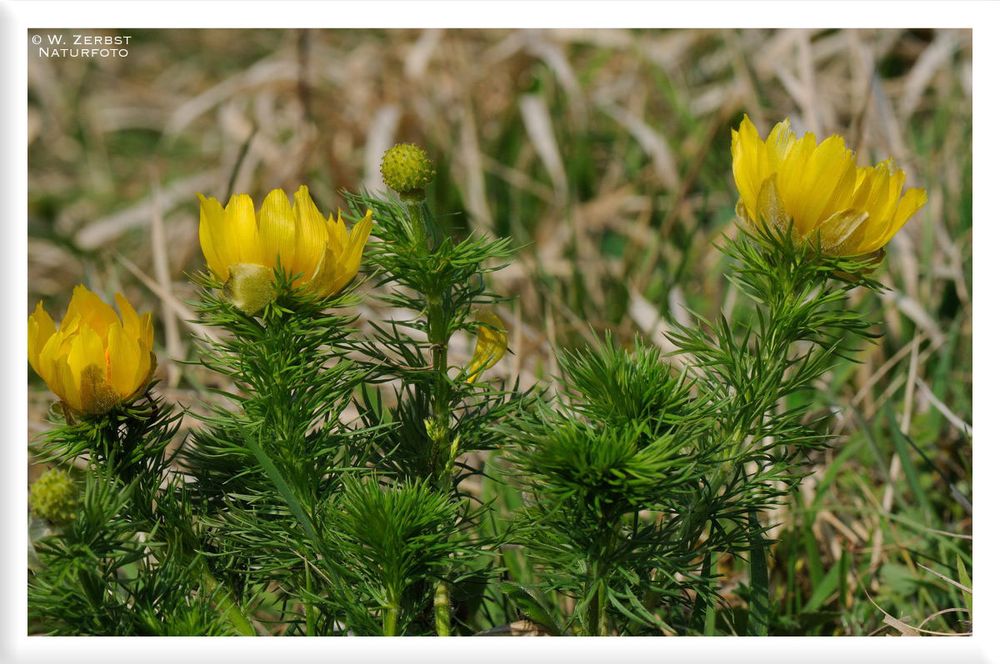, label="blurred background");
[28,28,971,635]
